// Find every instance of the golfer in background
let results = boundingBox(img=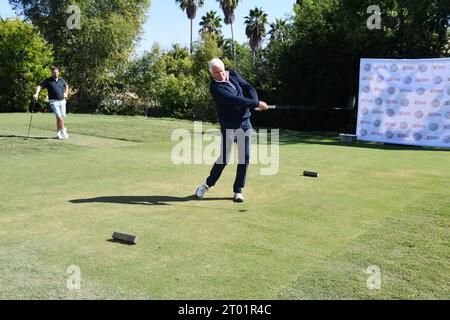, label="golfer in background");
[33,67,69,140]
[195,58,268,202]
